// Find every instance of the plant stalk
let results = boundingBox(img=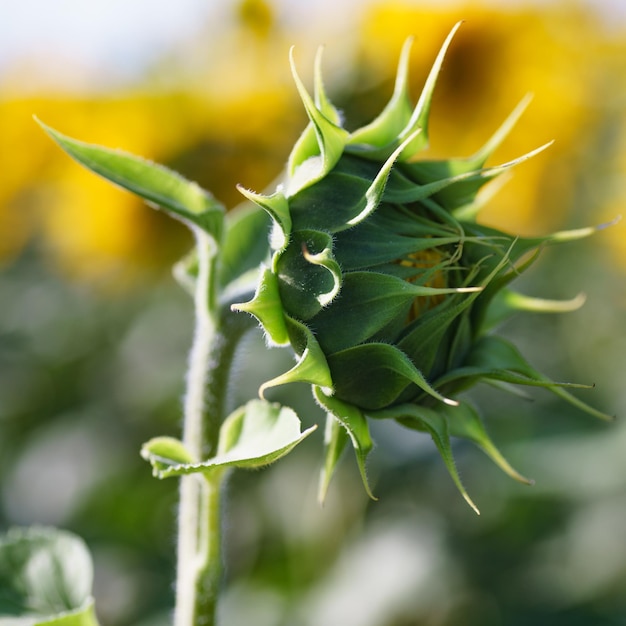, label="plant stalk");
[175,227,221,626]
